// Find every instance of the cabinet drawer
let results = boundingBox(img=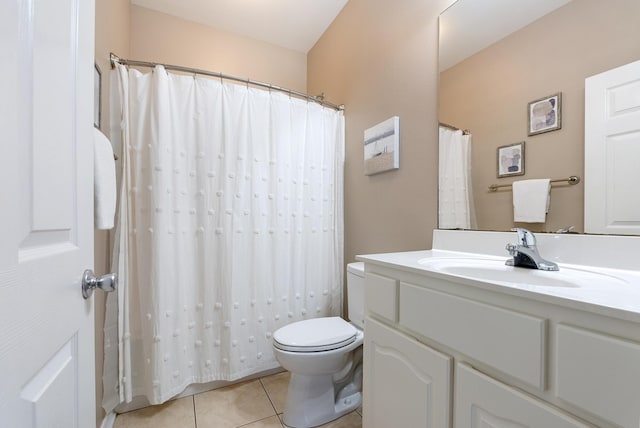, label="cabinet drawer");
[400,282,547,389]
[365,273,398,322]
[557,324,640,428]
[456,363,590,428]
